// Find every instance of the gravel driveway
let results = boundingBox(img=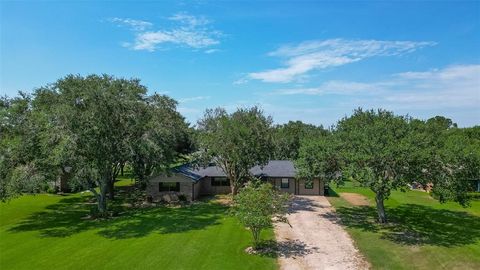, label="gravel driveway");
[274,196,369,270]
